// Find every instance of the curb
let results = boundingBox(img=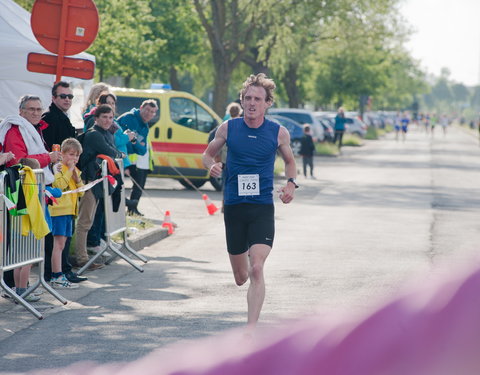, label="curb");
[128,224,170,251]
